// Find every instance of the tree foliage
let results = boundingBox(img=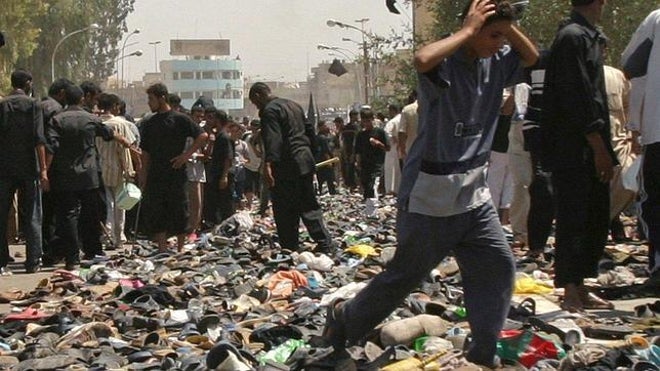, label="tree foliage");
[382,0,660,100]
[426,0,659,66]
[0,0,135,95]
[0,1,48,91]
